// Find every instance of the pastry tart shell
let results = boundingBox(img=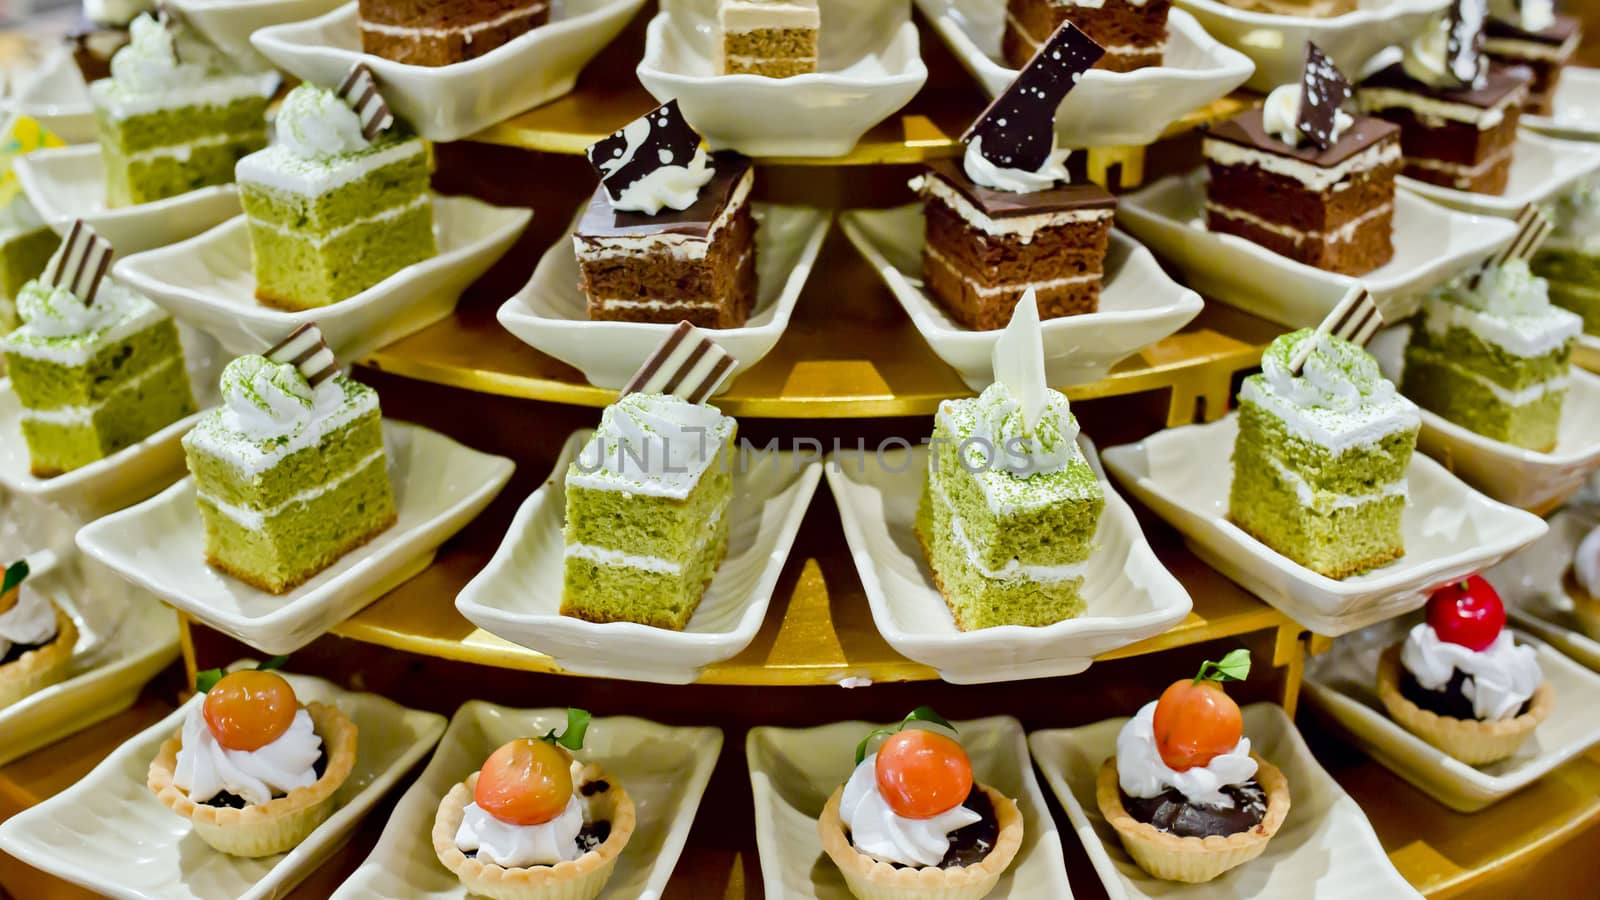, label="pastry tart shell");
[1376,643,1553,765]
[432,762,636,900]
[147,701,358,858]
[1096,753,1290,884]
[0,605,77,710]
[817,782,1023,900]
